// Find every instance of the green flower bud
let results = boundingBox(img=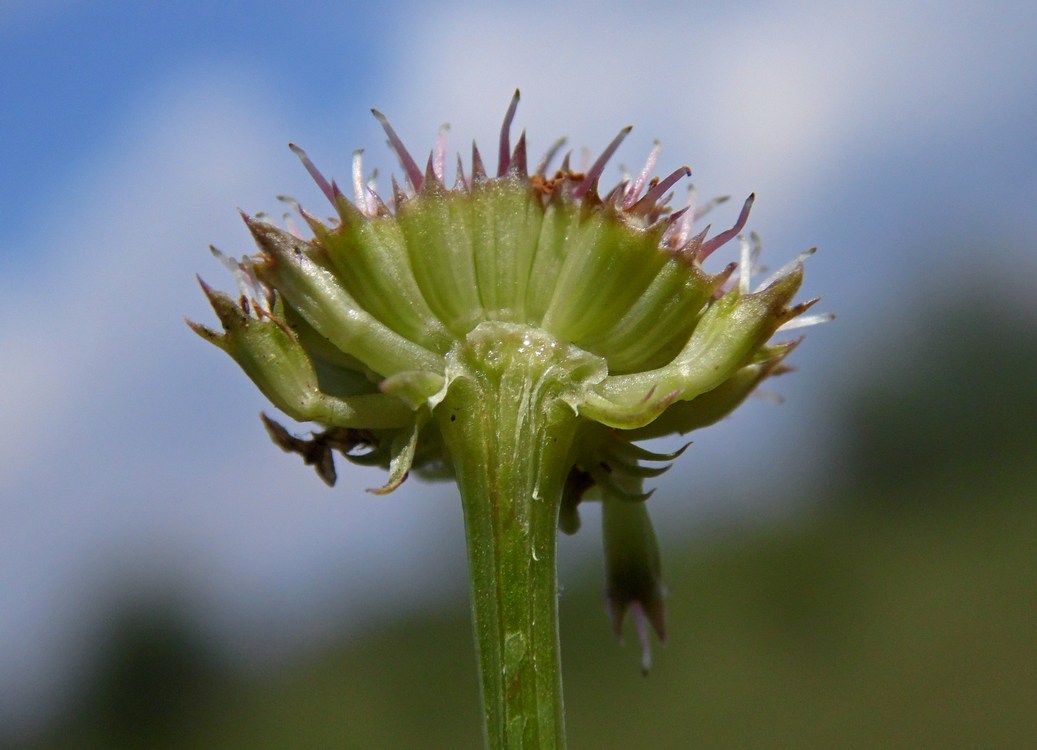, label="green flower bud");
[190,90,828,734]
